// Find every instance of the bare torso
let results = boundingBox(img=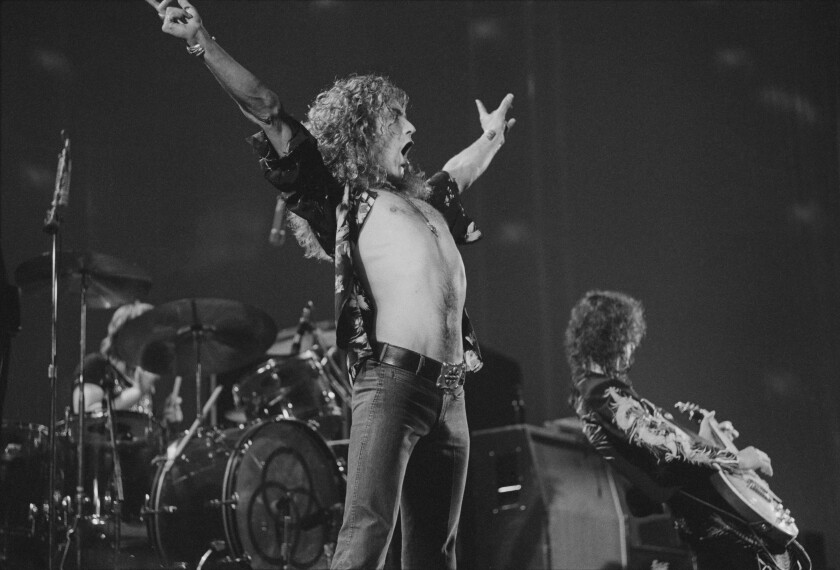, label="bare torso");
[354,189,466,364]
